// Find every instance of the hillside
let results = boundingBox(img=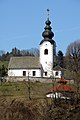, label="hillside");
[0,81,80,120]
